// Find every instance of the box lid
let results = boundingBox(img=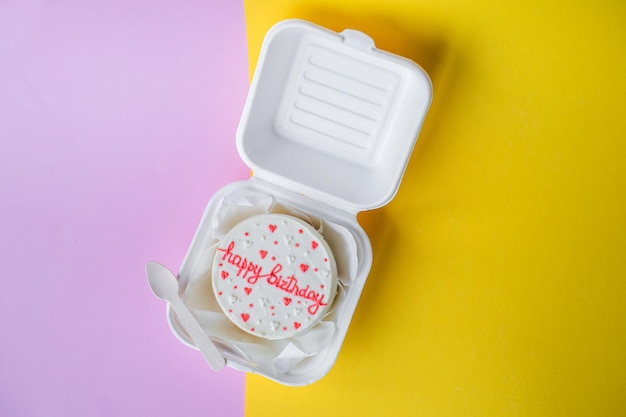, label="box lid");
[236,20,432,213]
